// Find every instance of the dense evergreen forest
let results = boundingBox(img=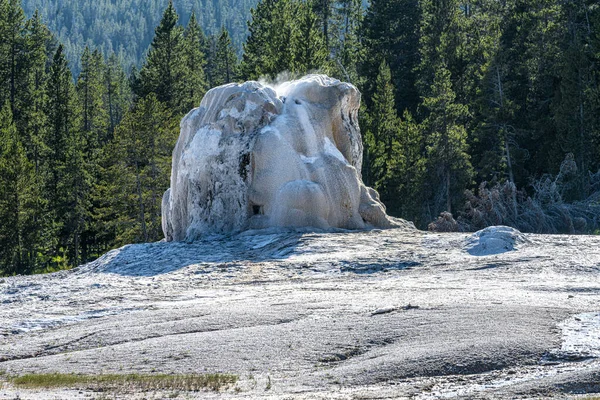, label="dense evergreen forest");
[0,0,599,276]
[20,0,259,74]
